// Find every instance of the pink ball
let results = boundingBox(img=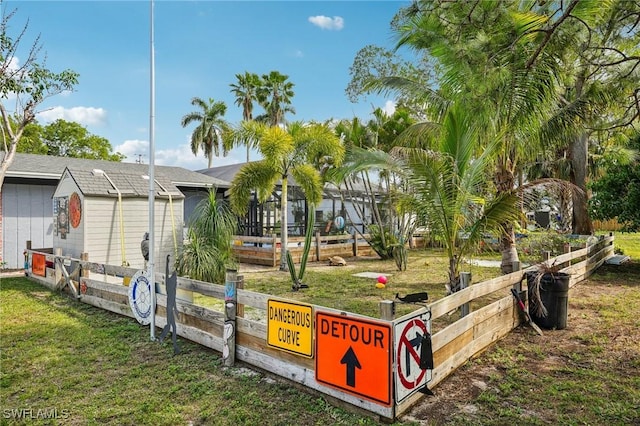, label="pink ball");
[377,275,387,284]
